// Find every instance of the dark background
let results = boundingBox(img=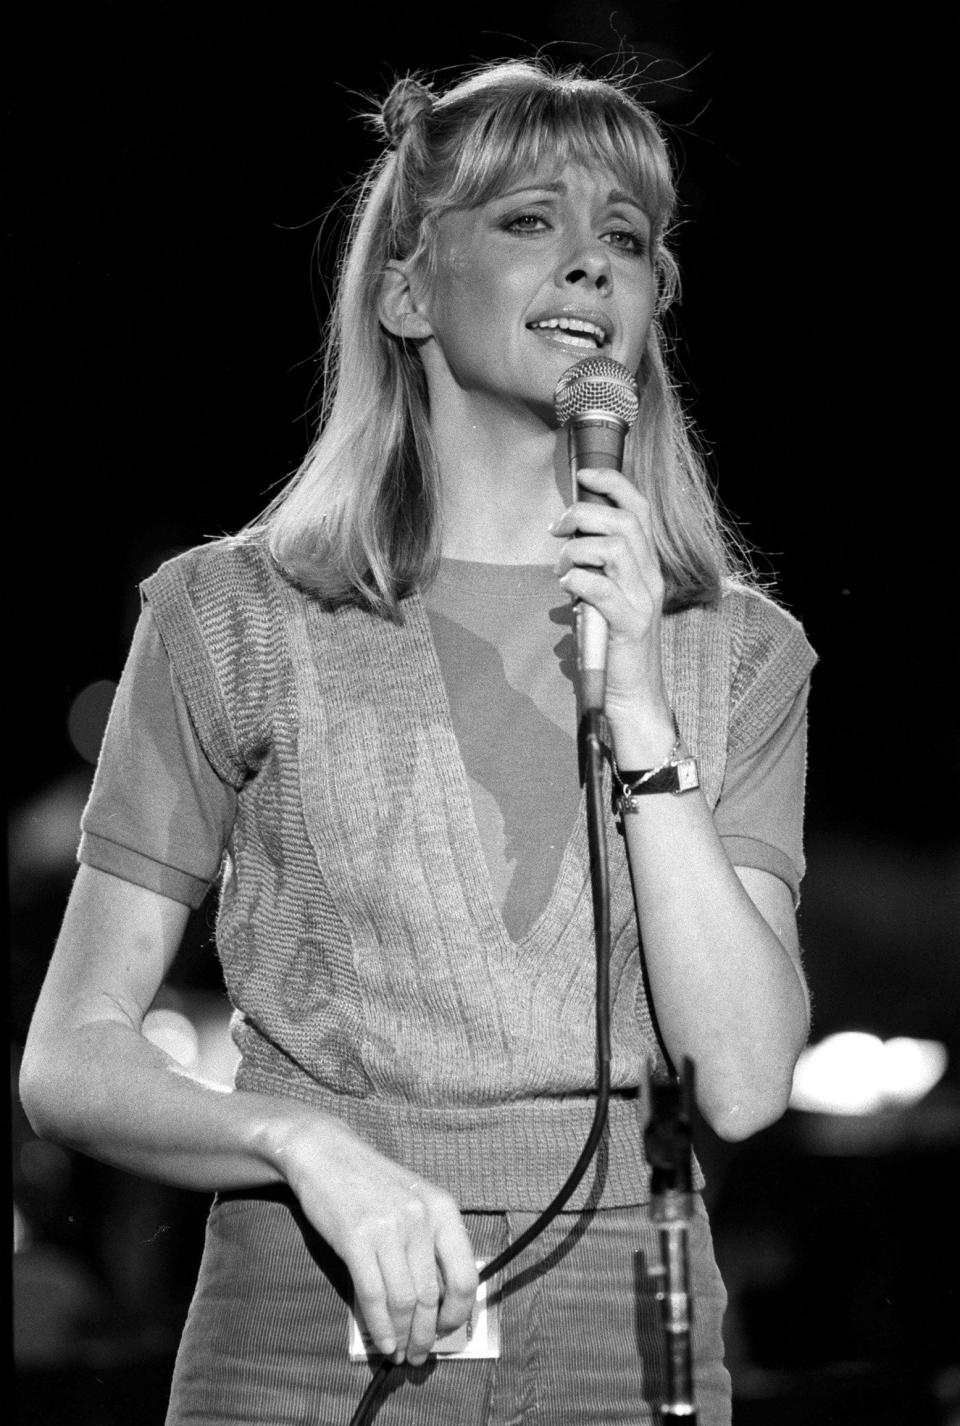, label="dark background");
[8,3,958,1422]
